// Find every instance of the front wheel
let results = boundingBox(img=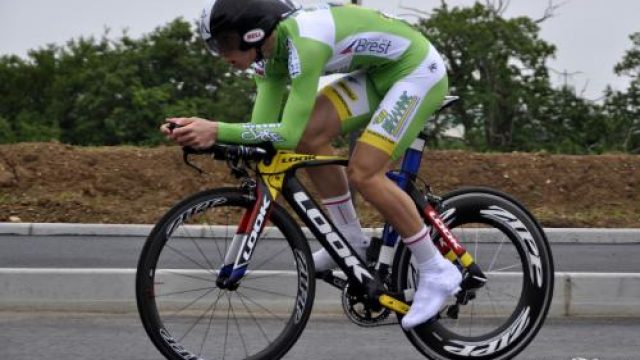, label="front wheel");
[136,188,315,360]
[393,187,554,360]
